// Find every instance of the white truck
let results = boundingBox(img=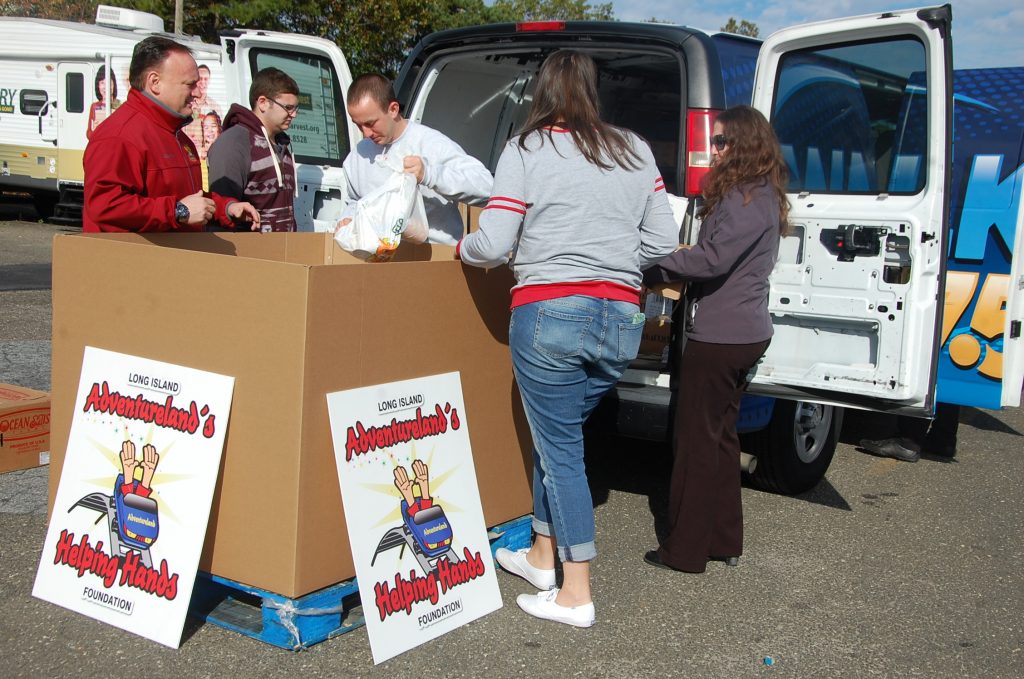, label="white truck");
[0,5,354,229]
